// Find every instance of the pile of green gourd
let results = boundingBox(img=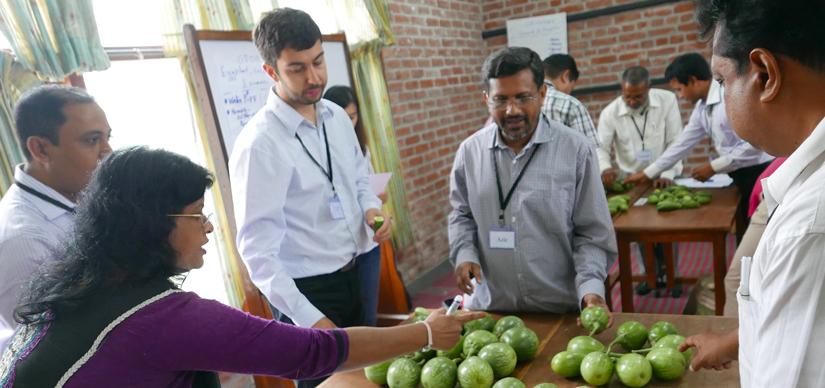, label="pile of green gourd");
[605,178,635,194]
[367,308,546,388]
[607,195,632,215]
[647,186,712,212]
[551,306,692,387]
